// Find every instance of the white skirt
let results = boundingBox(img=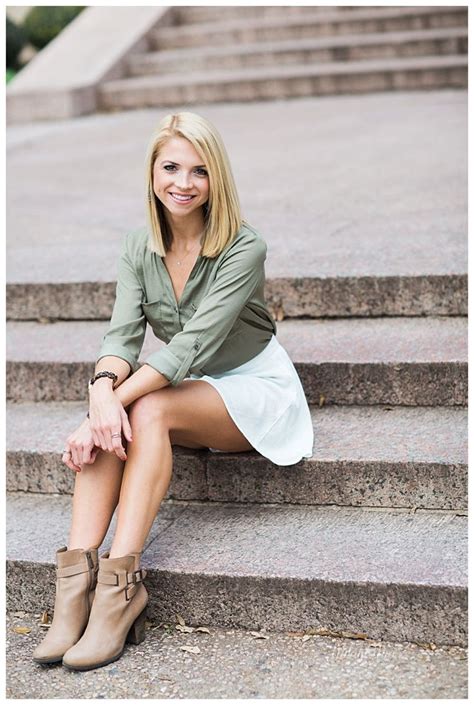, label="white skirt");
[189,334,314,466]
